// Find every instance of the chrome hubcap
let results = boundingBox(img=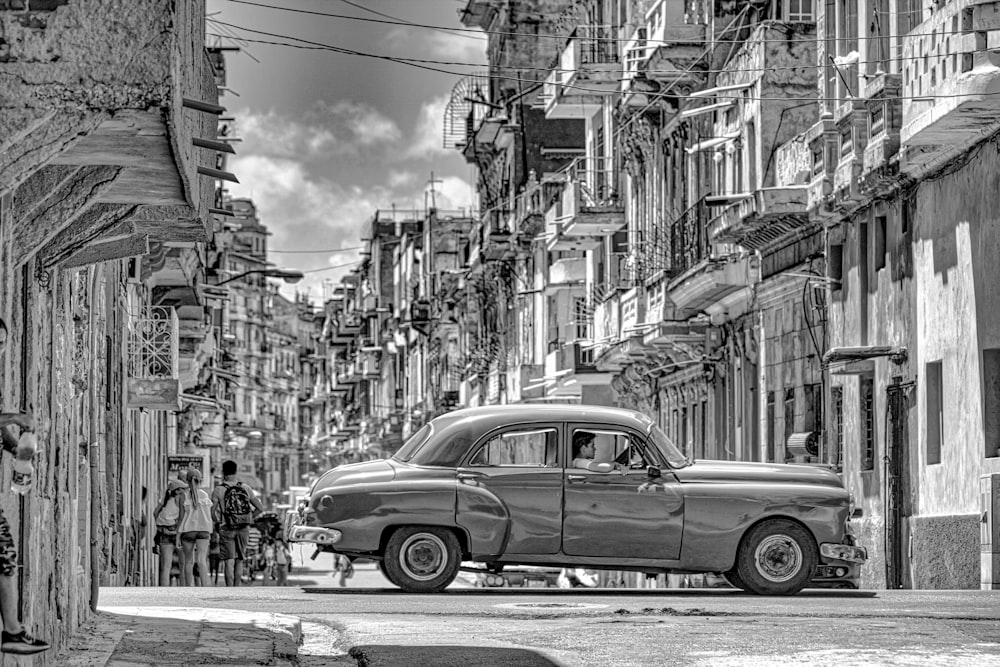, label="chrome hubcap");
[399,533,447,581]
[754,535,802,583]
